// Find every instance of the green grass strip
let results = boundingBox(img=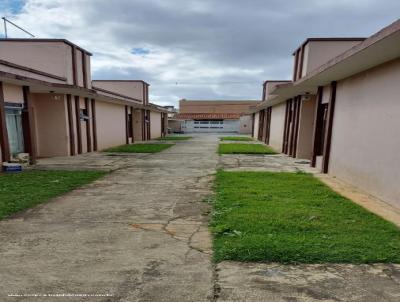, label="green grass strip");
[212,170,400,263]
[220,136,253,141]
[218,143,277,154]
[0,170,106,219]
[104,143,173,153]
[157,136,192,141]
